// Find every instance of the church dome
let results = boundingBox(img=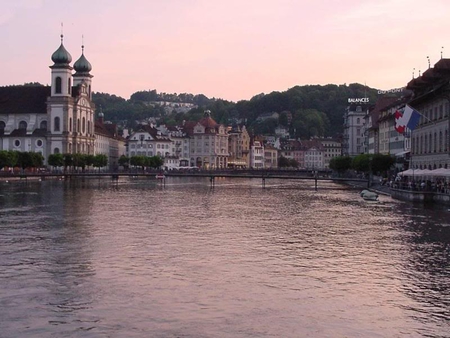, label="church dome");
[51,35,72,65]
[74,47,92,73]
